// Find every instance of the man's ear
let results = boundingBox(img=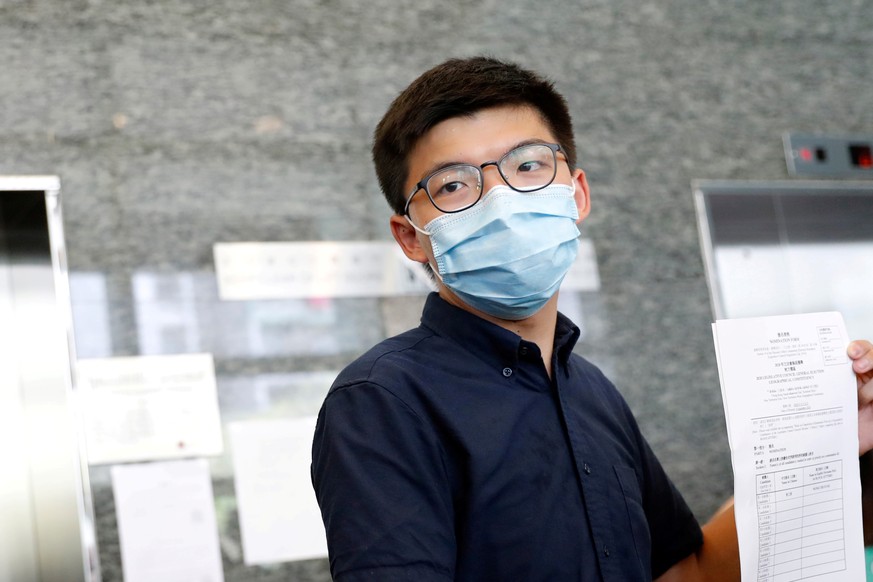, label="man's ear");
[389,215,429,264]
[571,169,591,224]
